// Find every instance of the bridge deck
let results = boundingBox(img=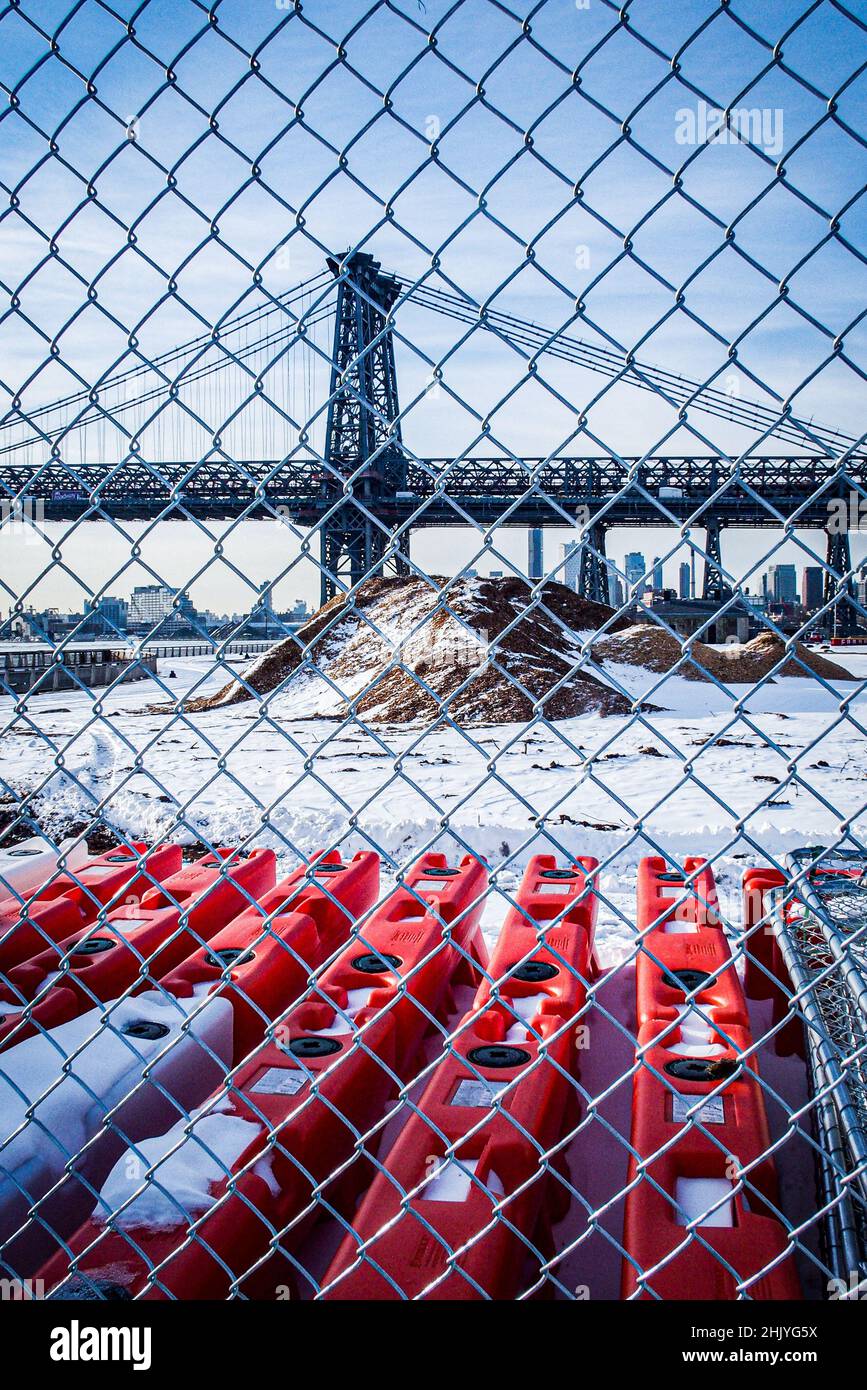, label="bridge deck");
[2,456,863,526]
